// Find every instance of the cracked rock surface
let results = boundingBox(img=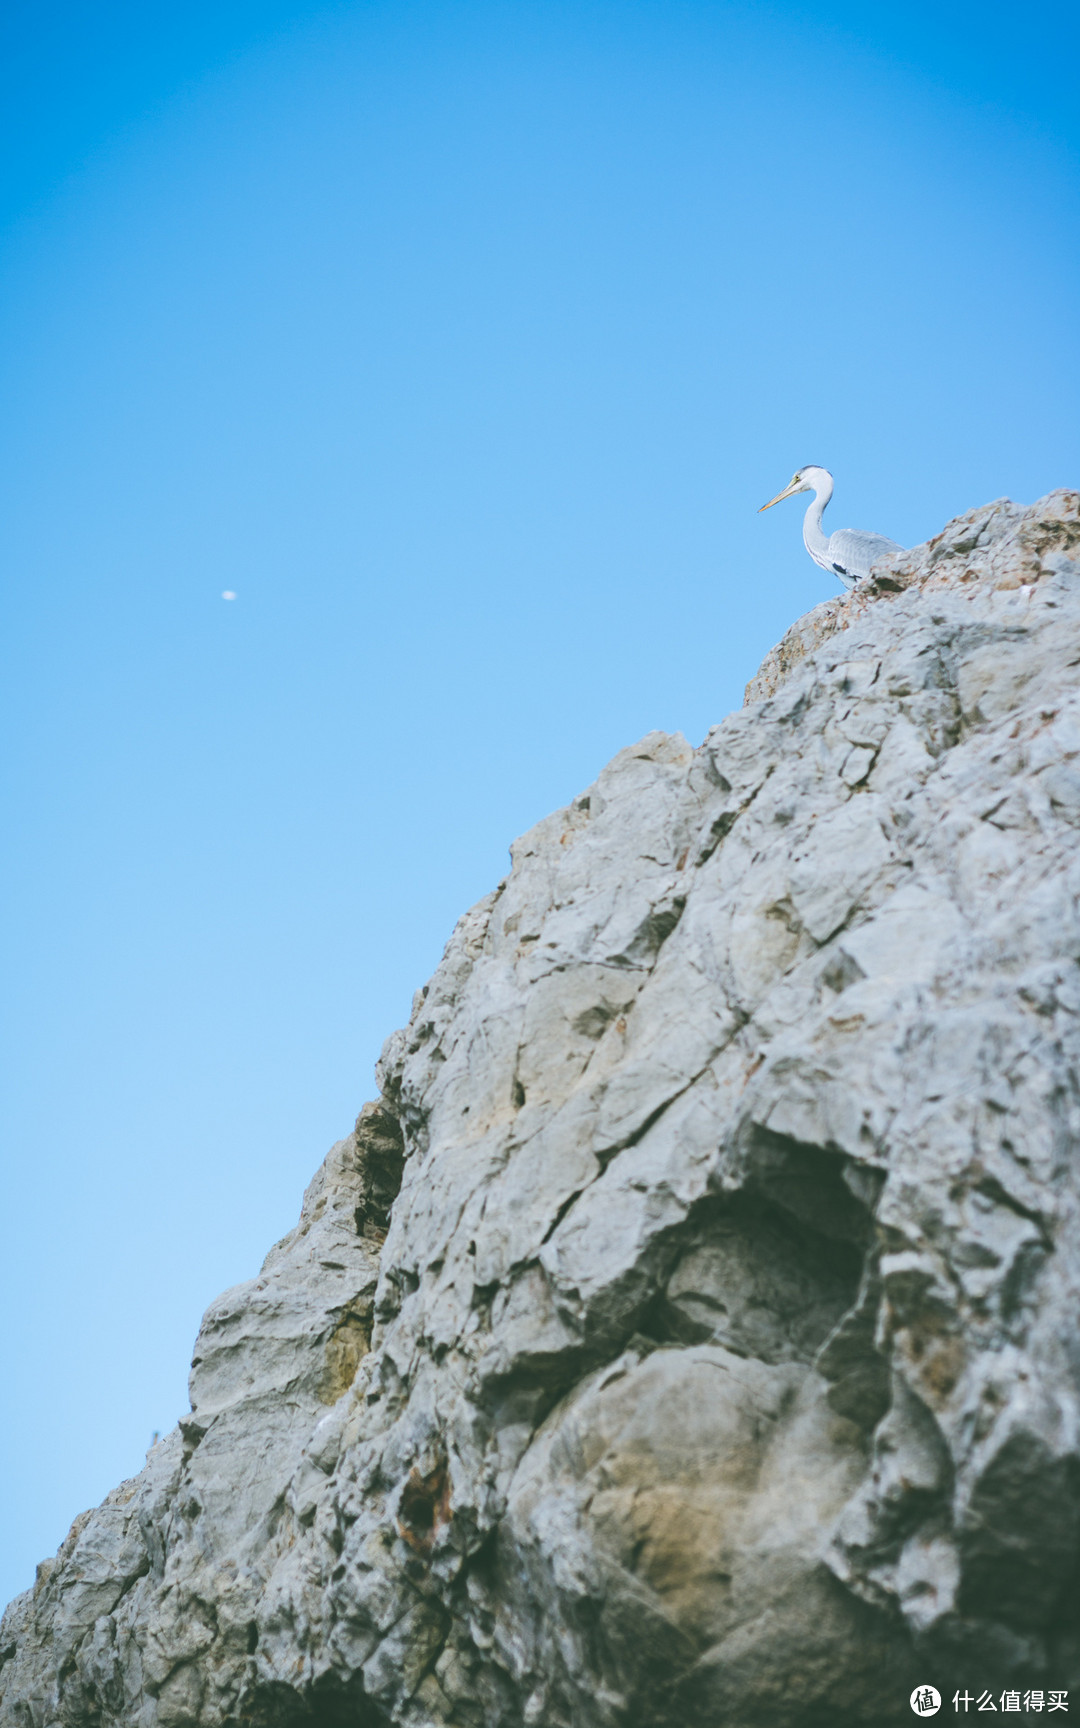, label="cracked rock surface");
[4,489,1080,1727]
